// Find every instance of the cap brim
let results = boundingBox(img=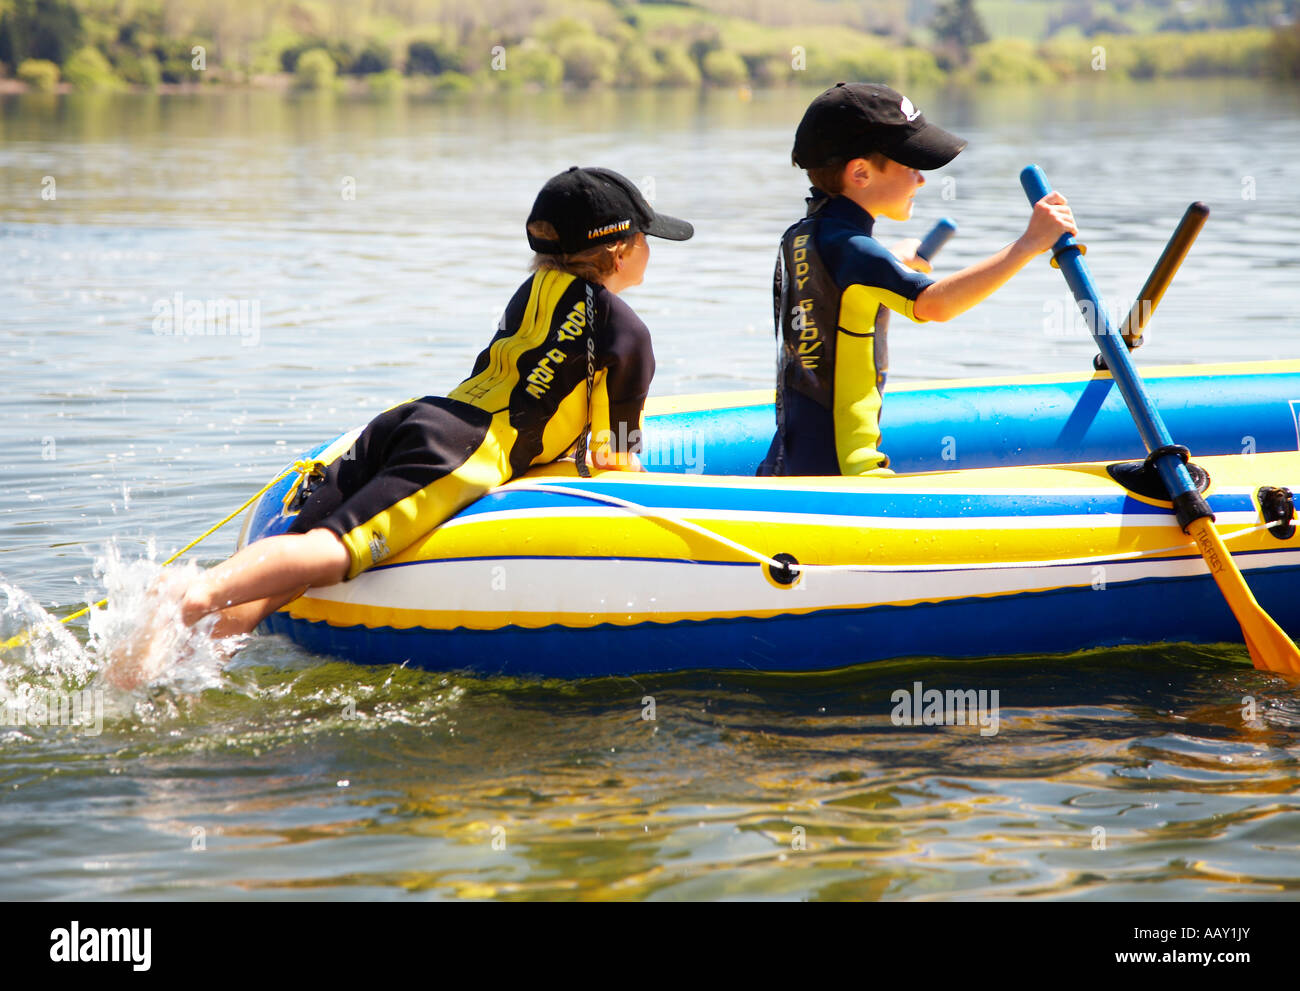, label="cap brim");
[887,122,967,170]
[644,212,694,241]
